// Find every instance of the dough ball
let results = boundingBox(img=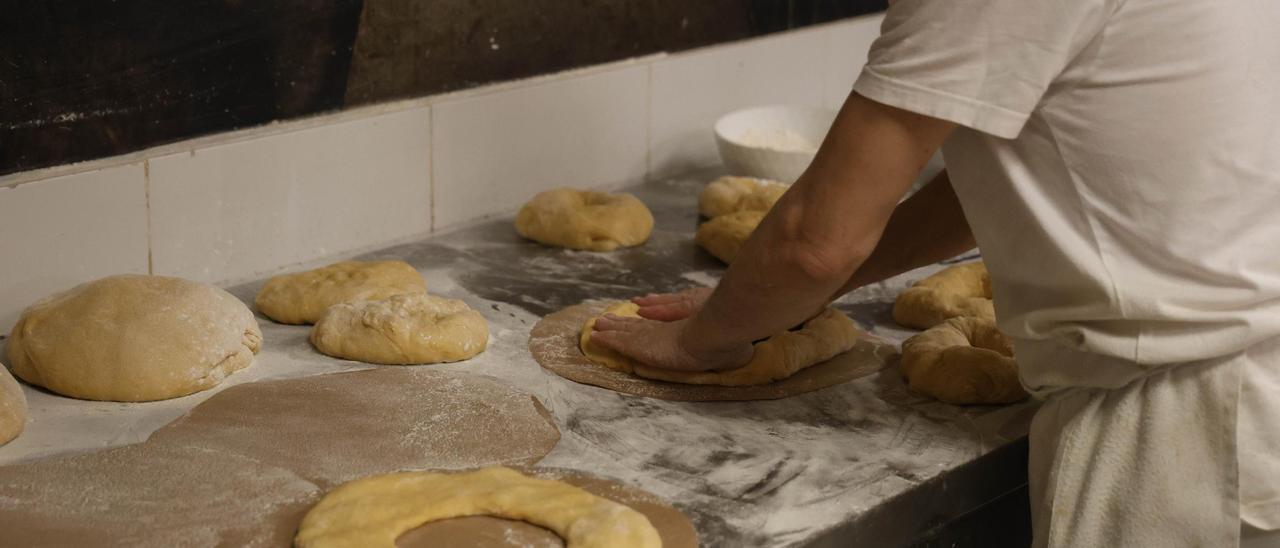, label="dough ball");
[697,176,787,218]
[892,262,994,329]
[580,302,862,386]
[296,467,661,548]
[6,275,262,402]
[310,293,489,365]
[514,188,654,251]
[0,365,26,446]
[900,316,1027,405]
[255,260,427,325]
[695,210,765,264]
